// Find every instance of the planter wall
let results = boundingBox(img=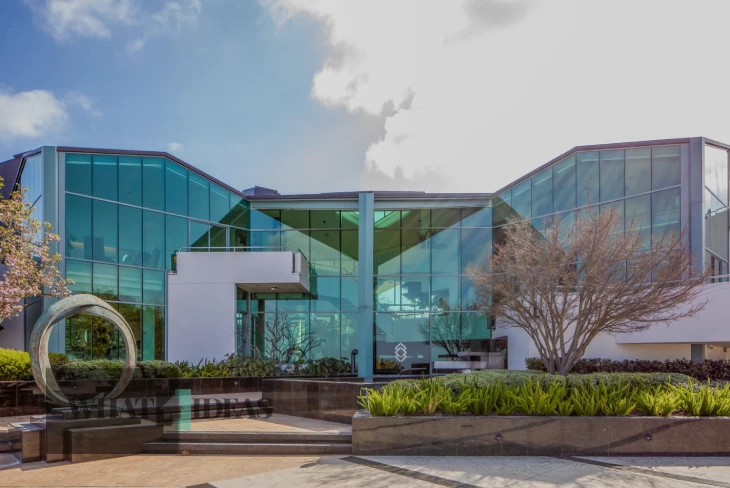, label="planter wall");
[0,377,263,416]
[263,378,381,424]
[352,410,730,456]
